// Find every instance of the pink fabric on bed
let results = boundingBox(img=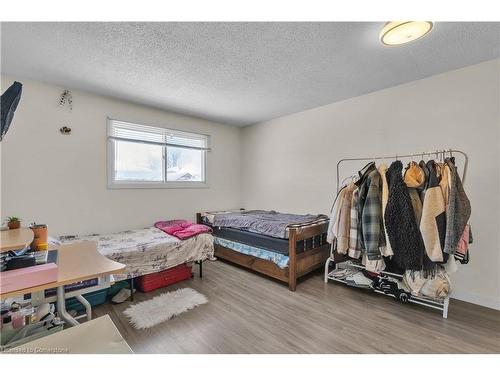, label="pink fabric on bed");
[154,220,212,240]
[173,224,212,239]
[155,220,190,236]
